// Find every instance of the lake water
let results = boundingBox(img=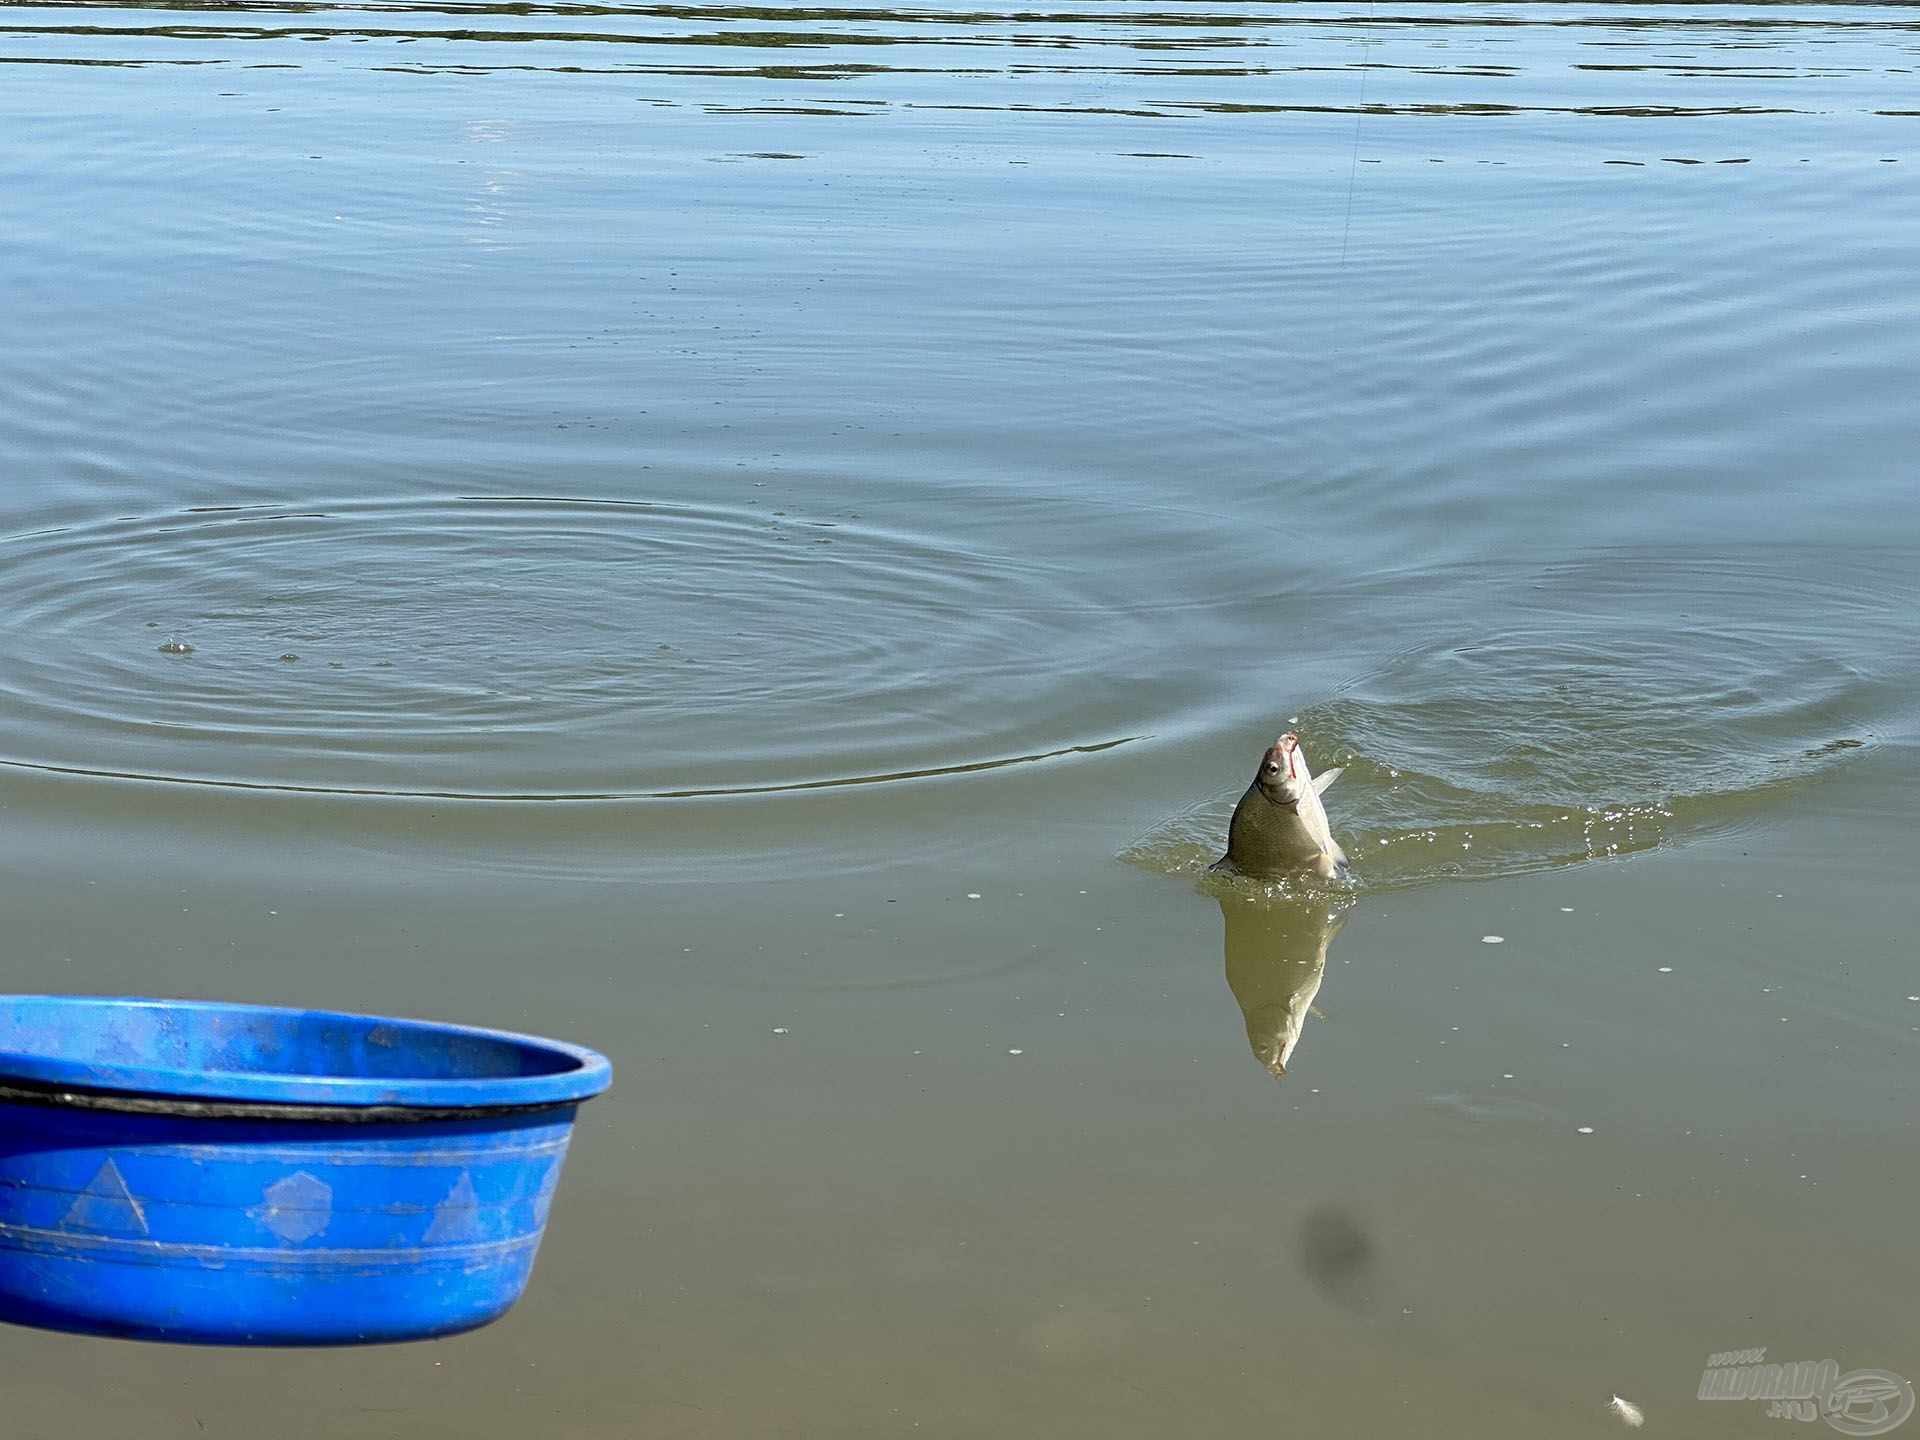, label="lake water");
[2,0,1917,1433]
